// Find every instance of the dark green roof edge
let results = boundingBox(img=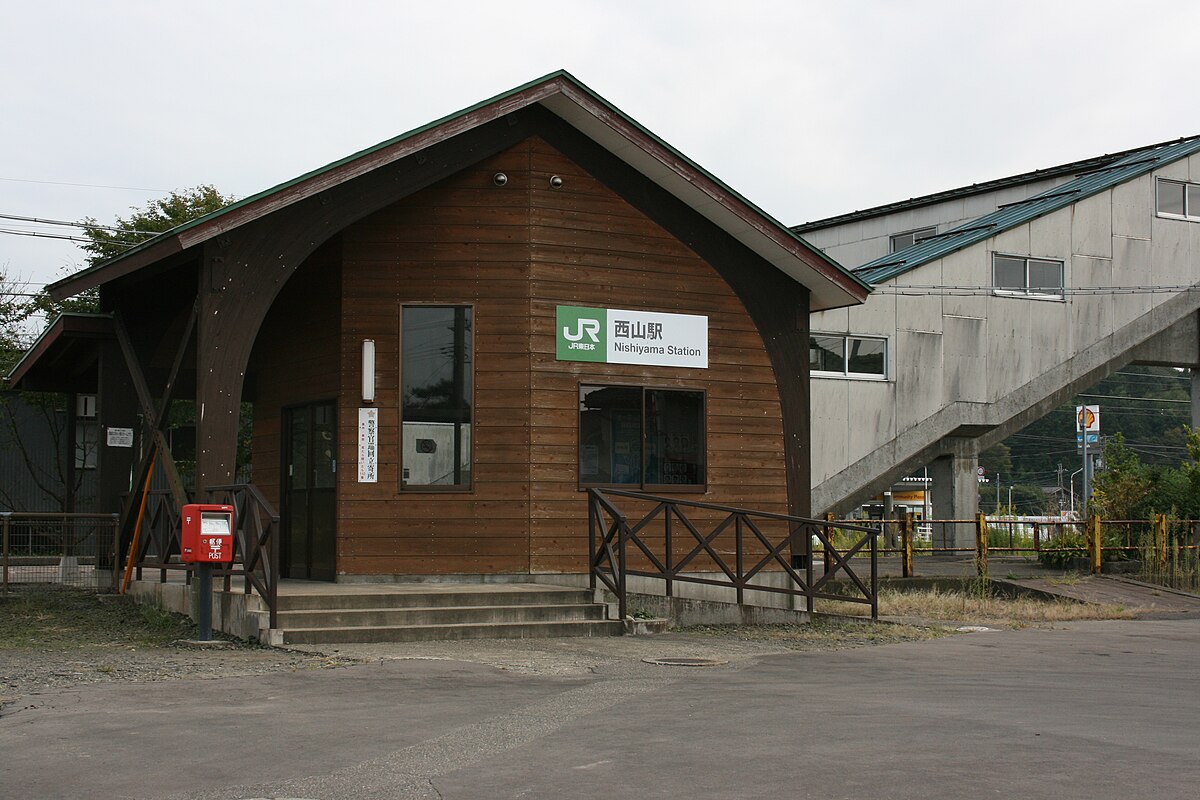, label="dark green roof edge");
[51,69,869,297]
[853,135,1200,285]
